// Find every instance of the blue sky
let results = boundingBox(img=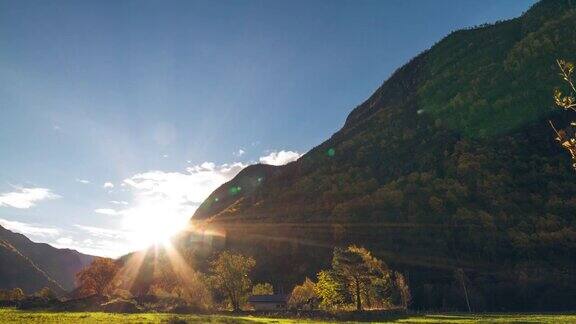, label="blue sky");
[0,0,536,257]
